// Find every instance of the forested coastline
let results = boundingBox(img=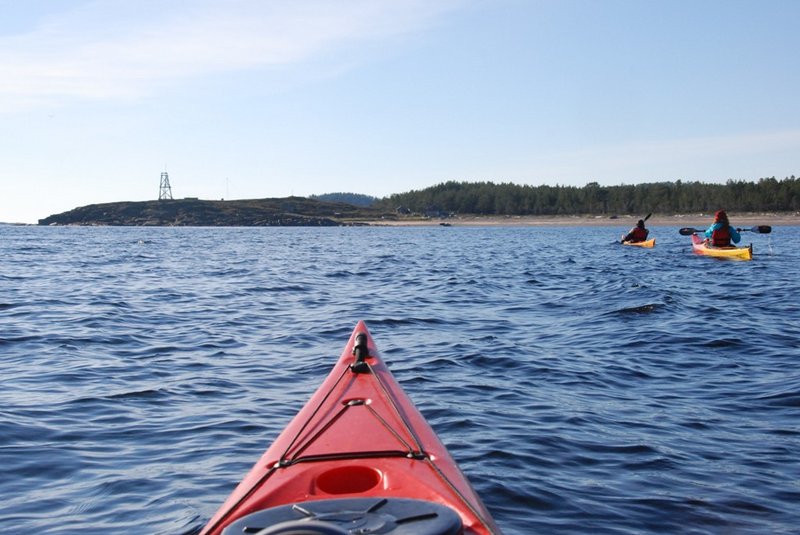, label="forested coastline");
[37,176,799,226]
[375,176,800,216]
